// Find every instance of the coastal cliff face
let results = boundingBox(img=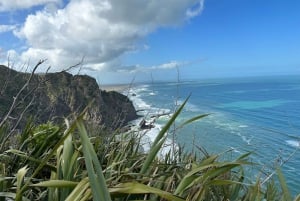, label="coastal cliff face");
[0,65,138,130]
